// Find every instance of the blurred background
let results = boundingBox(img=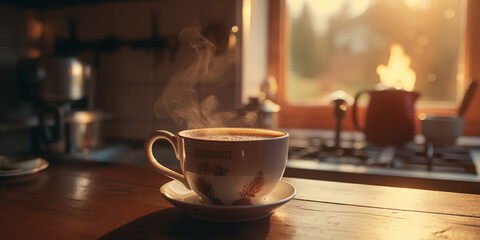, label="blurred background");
[0,0,479,191]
